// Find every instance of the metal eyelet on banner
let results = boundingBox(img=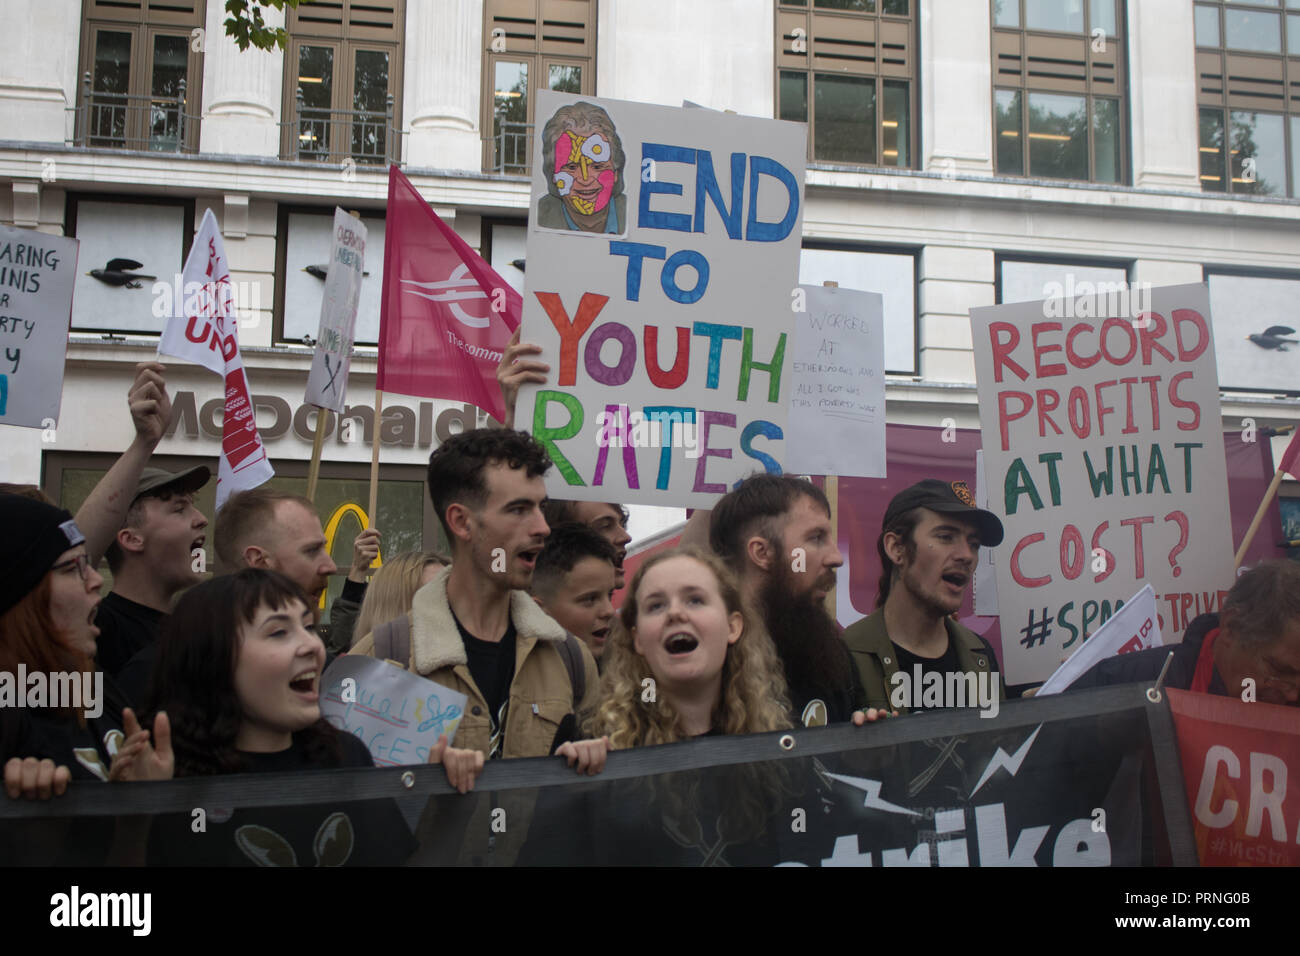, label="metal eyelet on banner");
[401,770,415,789]
[779,734,795,751]
[1146,687,1162,703]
